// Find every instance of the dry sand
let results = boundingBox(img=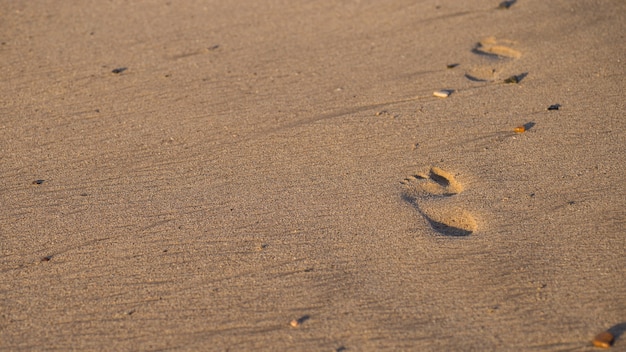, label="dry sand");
[1,0,625,350]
